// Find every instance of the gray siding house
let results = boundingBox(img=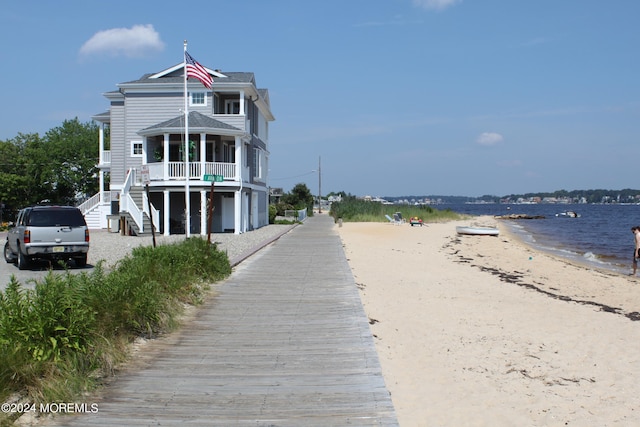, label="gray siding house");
[81,62,274,235]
